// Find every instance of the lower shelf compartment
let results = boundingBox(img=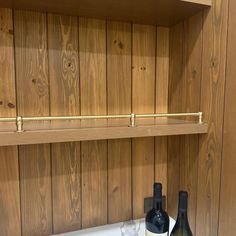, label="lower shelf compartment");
[0,118,208,146]
[54,218,175,236]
